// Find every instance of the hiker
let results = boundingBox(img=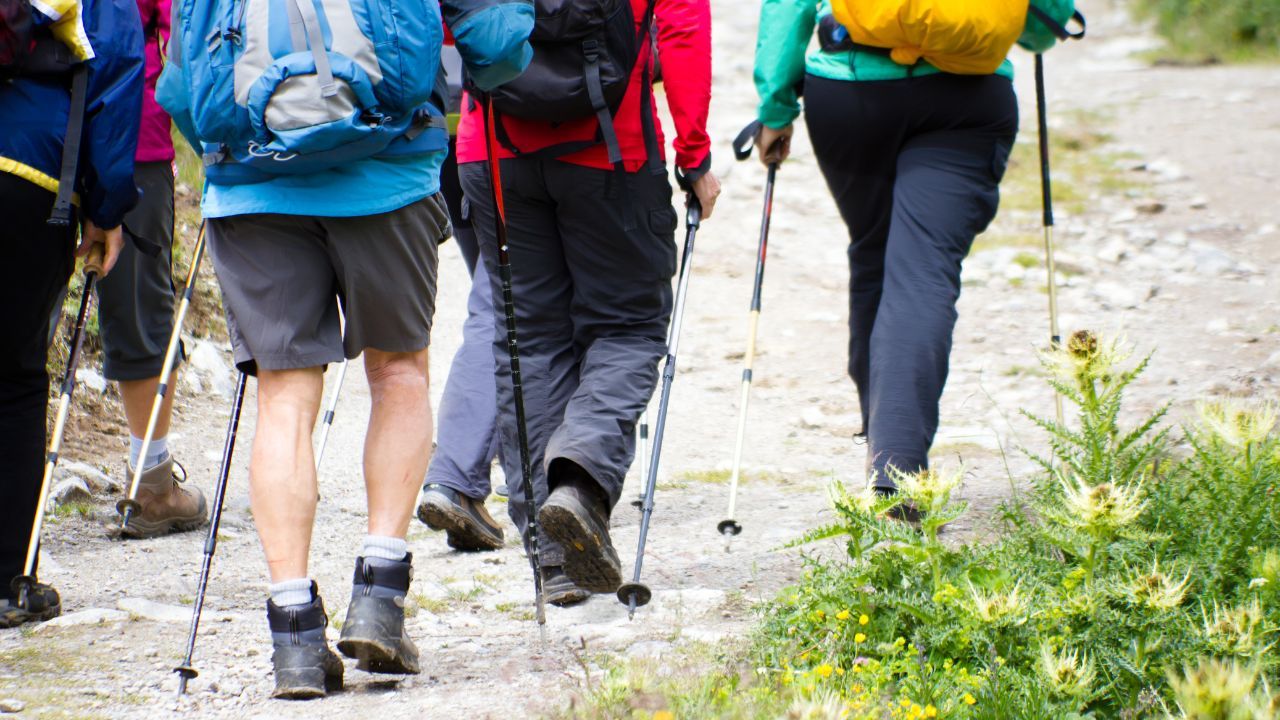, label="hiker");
[416,38,507,554]
[101,0,207,540]
[456,0,720,605]
[156,0,532,698]
[0,0,143,627]
[752,1,1073,508]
